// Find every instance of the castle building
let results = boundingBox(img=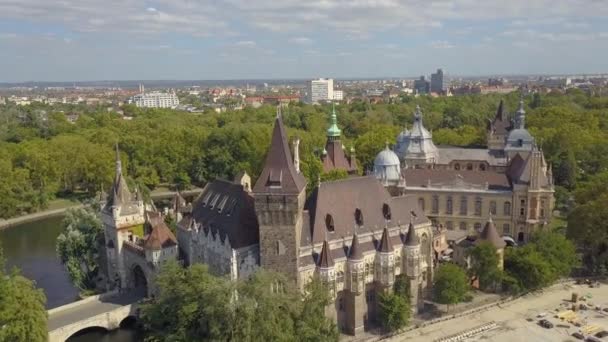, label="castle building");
[375,97,554,243]
[321,104,358,174]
